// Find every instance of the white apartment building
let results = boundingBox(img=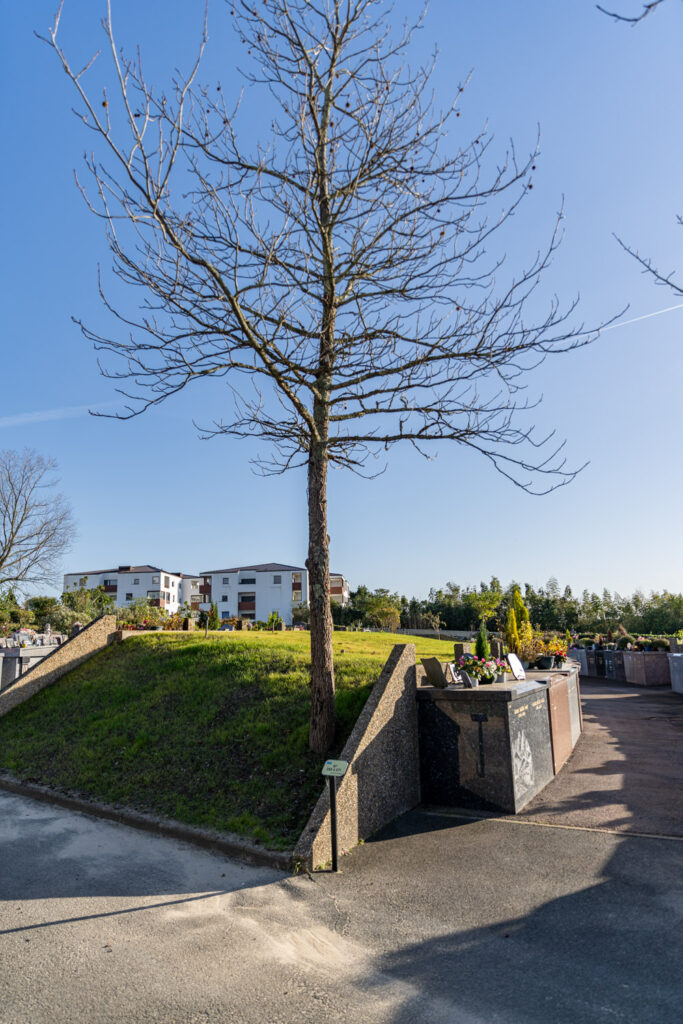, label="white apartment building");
[200,562,350,625]
[62,565,202,614]
[63,561,349,624]
[200,563,308,625]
